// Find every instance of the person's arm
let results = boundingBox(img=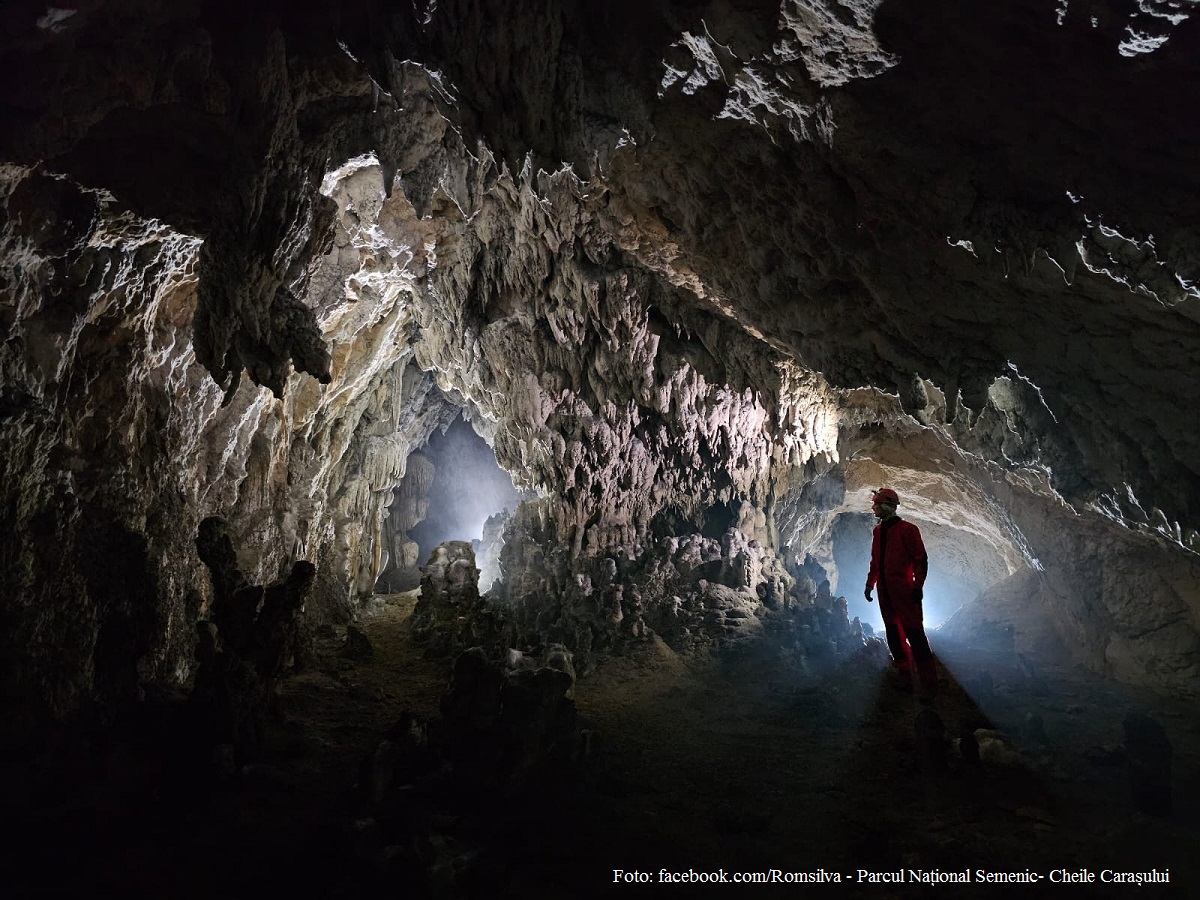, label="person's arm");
[865,527,879,601]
